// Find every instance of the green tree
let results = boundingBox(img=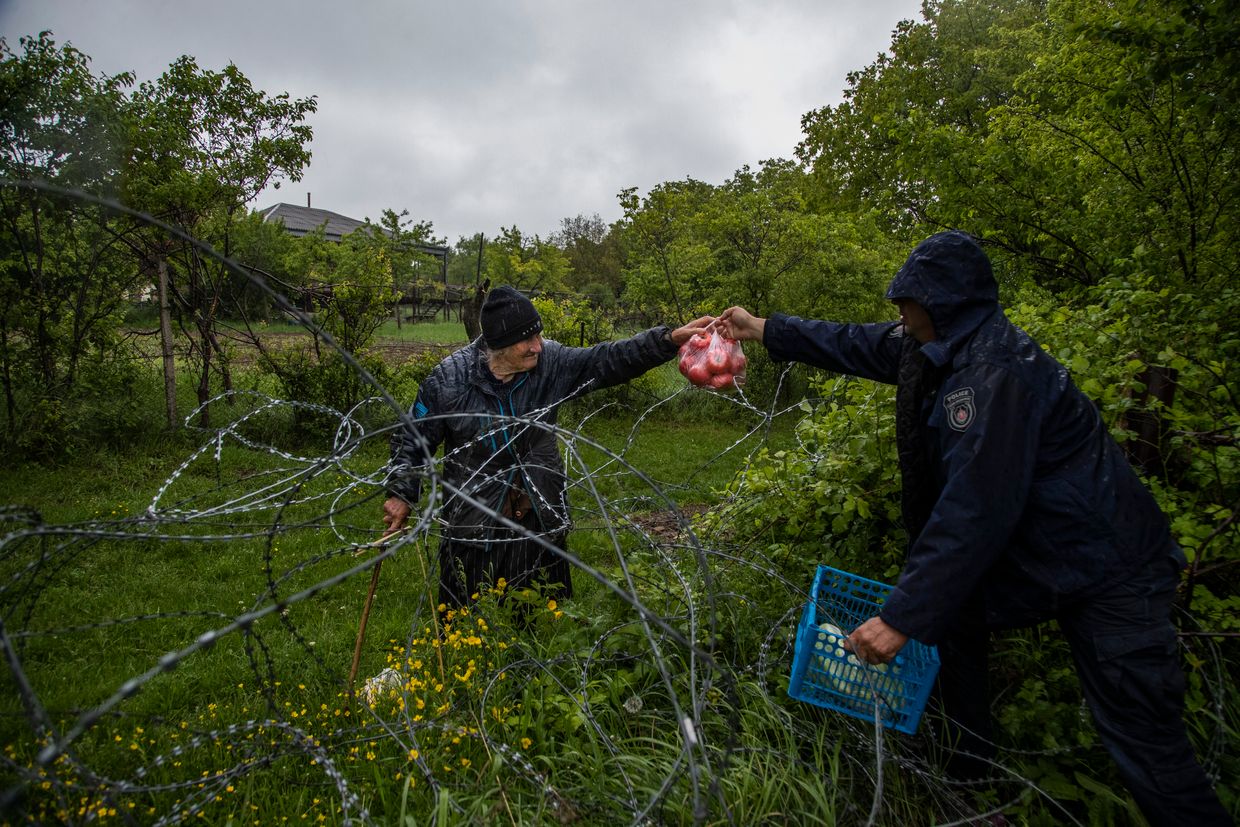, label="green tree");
[616,178,716,323]
[483,225,570,295]
[552,213,623,302]
[0,32,142,455]
[797,0,1239,294]
[124,55,316,427]
[260,225,398,432]
[223,209,296,322]
[982,0,1240,290]
[446,234,485,287]
[796,0,1043,246]
[700,159,897,321]
[364,208,441,329]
